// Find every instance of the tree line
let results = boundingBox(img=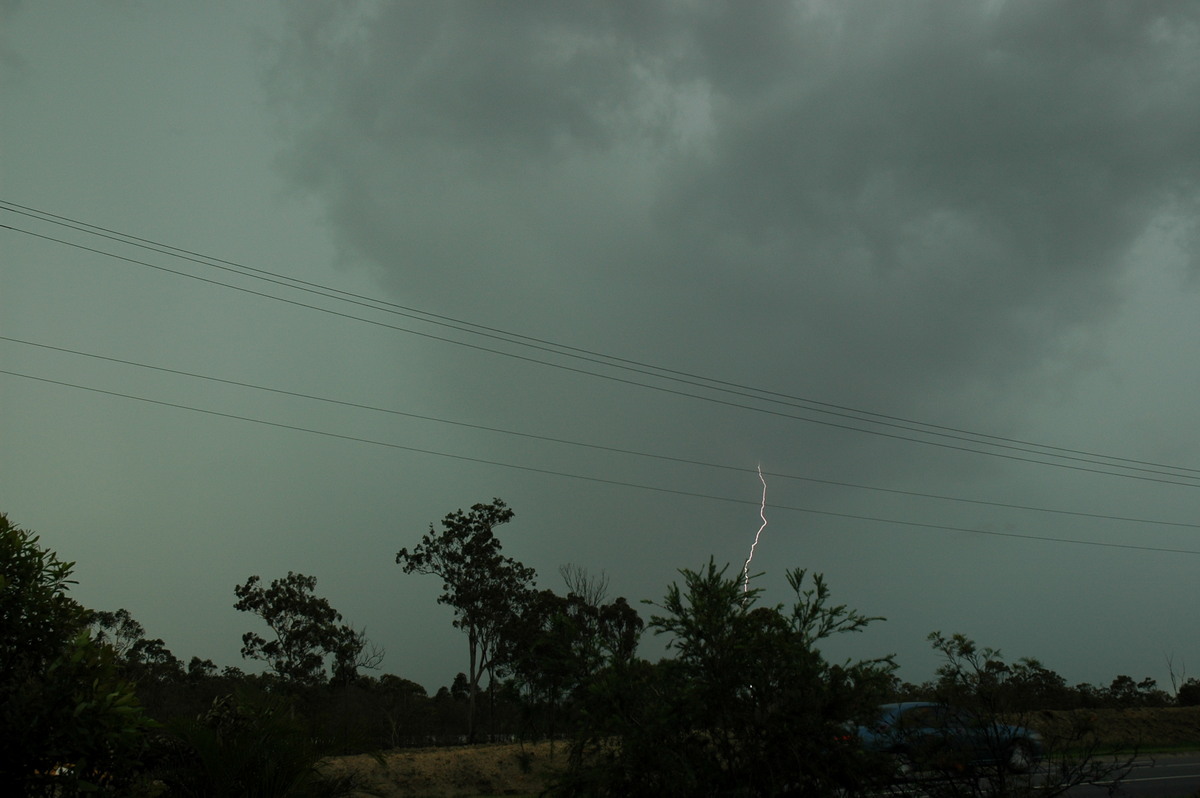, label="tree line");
[2,504,1196,796]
